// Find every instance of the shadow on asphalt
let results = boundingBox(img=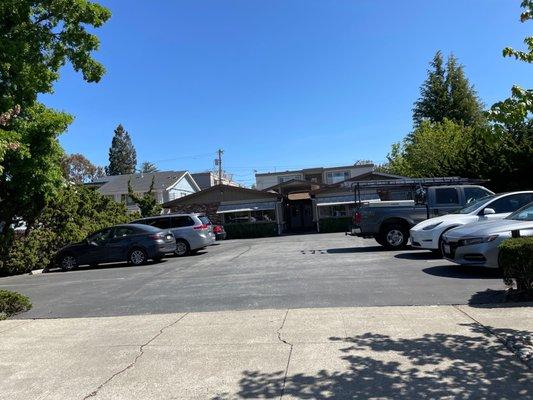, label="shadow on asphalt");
[395,251,441,260]
[469,289,533,306]
[212,323,530,399]
[422,265,502,280]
